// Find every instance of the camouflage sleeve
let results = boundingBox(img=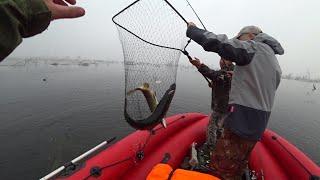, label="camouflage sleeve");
[198,64,218,81]
[0,0,51,62]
